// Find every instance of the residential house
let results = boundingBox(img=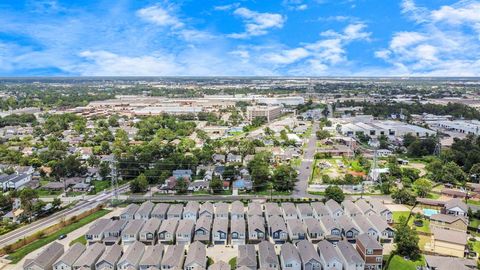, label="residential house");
[121,219,145,245]
[176,219,195,245]
[281,203,298,220]
[95,244,123,270]
[286,219,307,243]
[167,204,183,220]
[441,188,467,199]
[247,215,266,243]
[356,233,383,270]
[424,255,477,270]
[258,241,279,269]
[199,202,214,218]
[231,219,246,245]
[72,242,105,270]
[342,200,361,218]
[158,219,178,244]
[296,204,314,221]
[296,240,321,270]
[325,199,344,218]
[120,204,139,220]
[231,201,245,220]
[444,198,468,217]
[151,203,170,220]
[23,242,64,270]
[354,199,375,216]
[53,243,85,270]
[194,216,212,243]
[369,199,393,223]
[319,216,342,242]
[161,244,185,270]
[317,240,343,270]
[117,241,145,270]
[85,219,111,245]
[184,241,207,270]
[247,202,263,218]
[226,153,242,163]
[139,219,161,245]
[304,218,324,243]
[172,169,193,180]
[212,154,226,163]
[212,218,229,245]
[208,261,230,270]
[103,220,128,246]
[139,244,164,270]
[214,202,229,219]
[264,203,282,224]
[267,215,288,244]
[430,213,468,232]
[0,172,32,191]
[134,201,155,220]
[279,243,301,270]
[311,202,330,219]
[237,245,257,270]
[337,216,360,242]
[336,241,365,270]
[368,215,394,241]
[425,227,467,257]
[183,201,200,220]
[352,215,378,239]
